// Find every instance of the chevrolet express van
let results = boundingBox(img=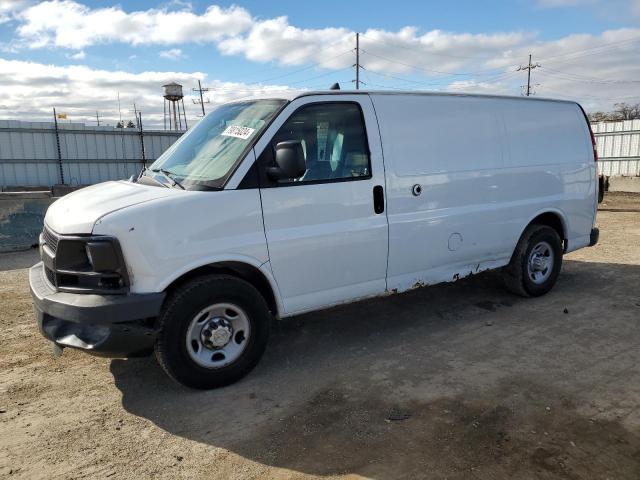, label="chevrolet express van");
[30,91,600,389]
